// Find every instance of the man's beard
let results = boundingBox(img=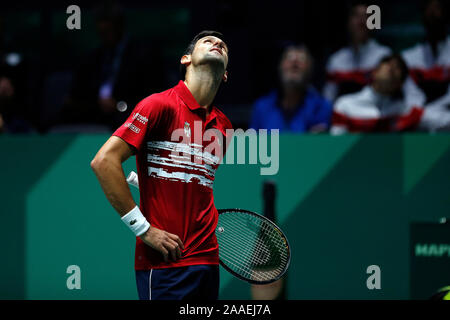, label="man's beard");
[202,53,225,68]
[197,54,226,80]
[375,78,402,96]
[281,74,308,89]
